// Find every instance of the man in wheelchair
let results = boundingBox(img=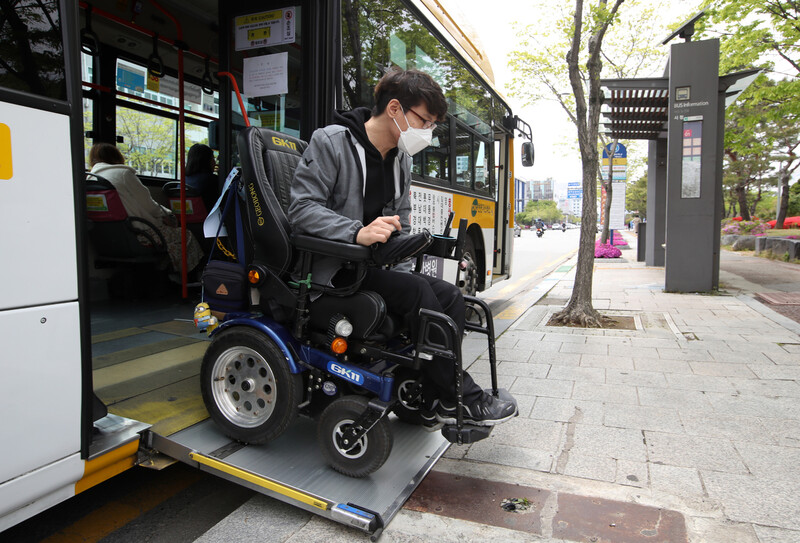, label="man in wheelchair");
[201,68,517,479]
[288,68,517,428]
